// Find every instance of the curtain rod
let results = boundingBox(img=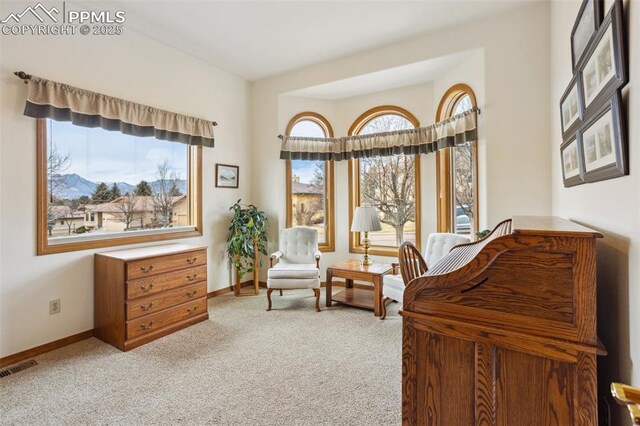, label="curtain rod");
[13,71,218,126]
